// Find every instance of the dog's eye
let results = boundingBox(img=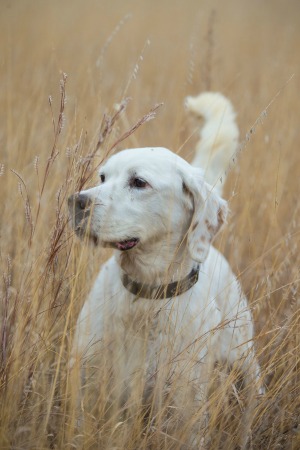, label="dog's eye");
[100,173,105,183]
[130,177,148,189]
